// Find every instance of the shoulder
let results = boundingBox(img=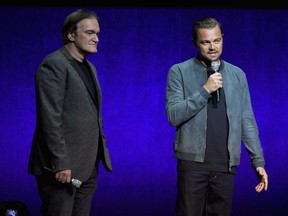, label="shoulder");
[39,47,73,67]
[170,58,194,69]
[169,58,195,74]
[221,60,248,86]
[221,60,244,73]
[41,48,64,62]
